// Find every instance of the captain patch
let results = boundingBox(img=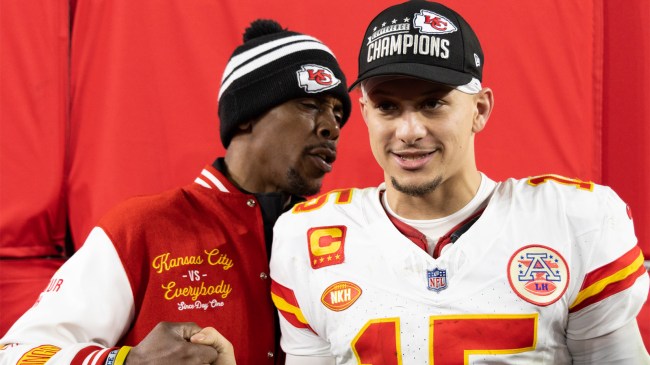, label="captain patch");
[307,226,346,269]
